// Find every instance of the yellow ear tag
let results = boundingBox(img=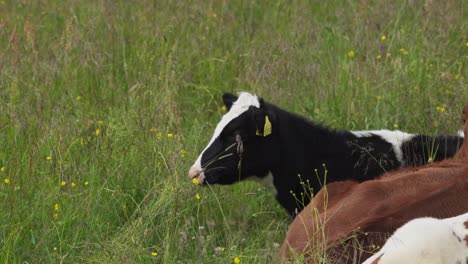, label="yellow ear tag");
[256,129,262,136]
[256,115,272,137]
[263,116,272,137]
